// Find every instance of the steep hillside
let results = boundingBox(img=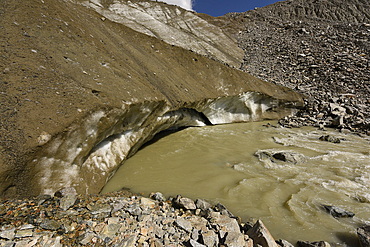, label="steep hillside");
[221,0,370,133]
[0,0,302,197]
[79,0,244,68]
